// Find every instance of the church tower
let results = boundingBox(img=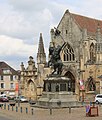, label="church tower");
[37,33,46,73]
